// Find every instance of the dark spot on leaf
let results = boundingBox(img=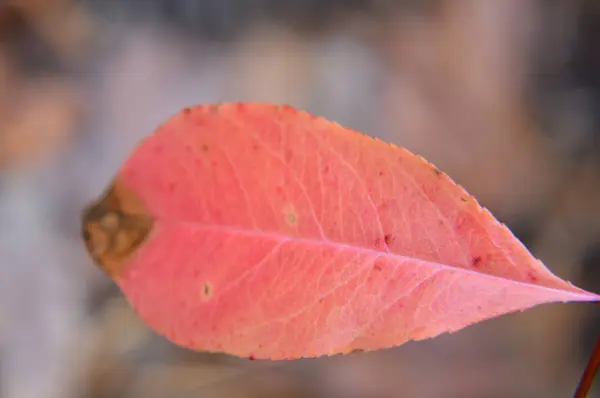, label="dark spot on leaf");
[182,107,191,115]
[384,234,395,246]
[433,167,441,176]
[379,170,385,177]
[472,256,482,267]
[351,349,364,354]
[249,354,256,361]
[201,282,213,300]
[323,165,330,173]
[461,196,469,202]
[373,263,382,272]
[318,298,324,303]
